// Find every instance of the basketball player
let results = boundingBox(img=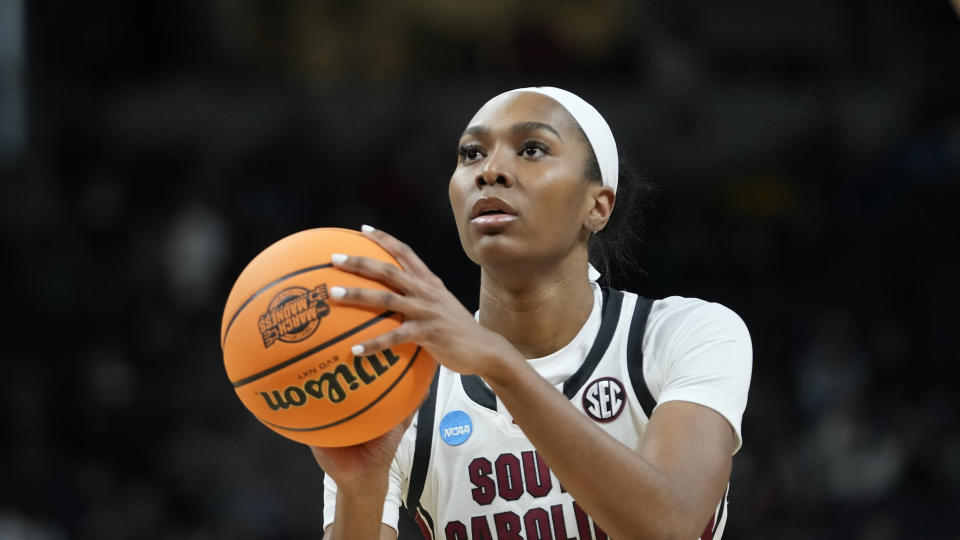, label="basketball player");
[312,87,752,540]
